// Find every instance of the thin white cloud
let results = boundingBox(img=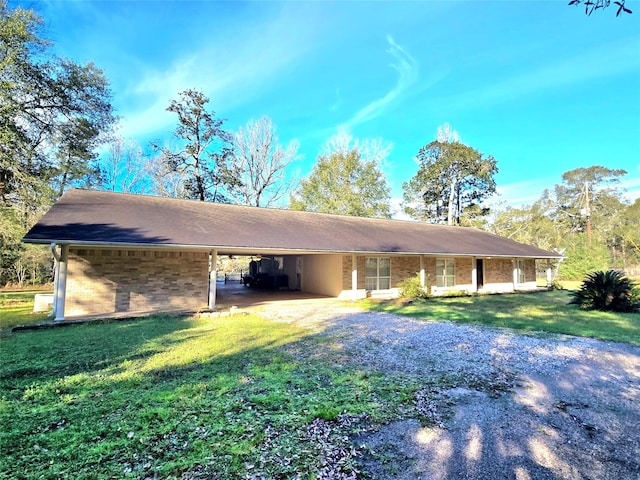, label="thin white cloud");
[346,35,418,127]
[493,177,556,208]
[446,38,640,110]
[118,7,317,140]
[330,88,342,112]
[620,176,640,202]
